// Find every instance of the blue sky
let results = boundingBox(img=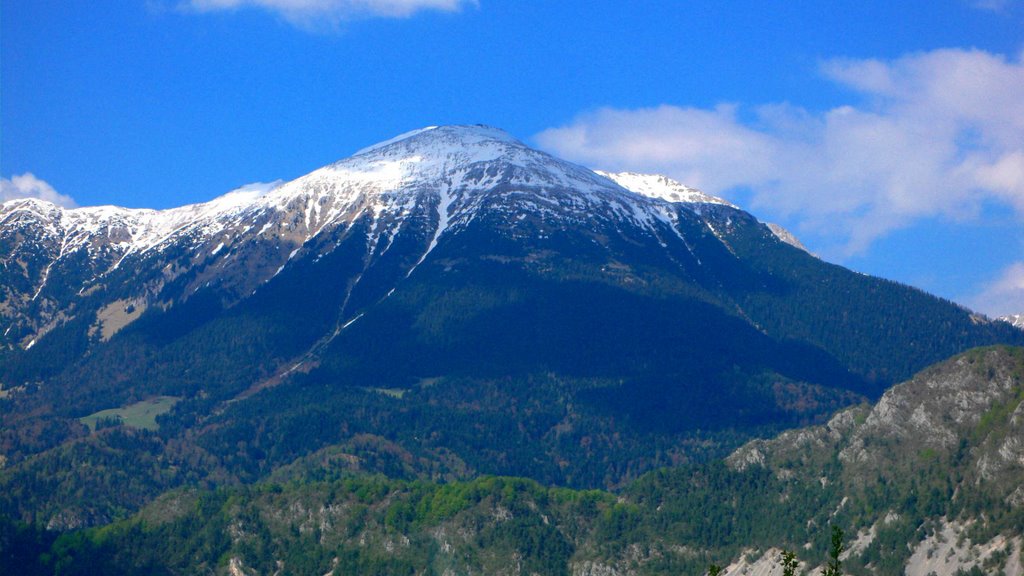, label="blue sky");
[2,0,1023,316]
